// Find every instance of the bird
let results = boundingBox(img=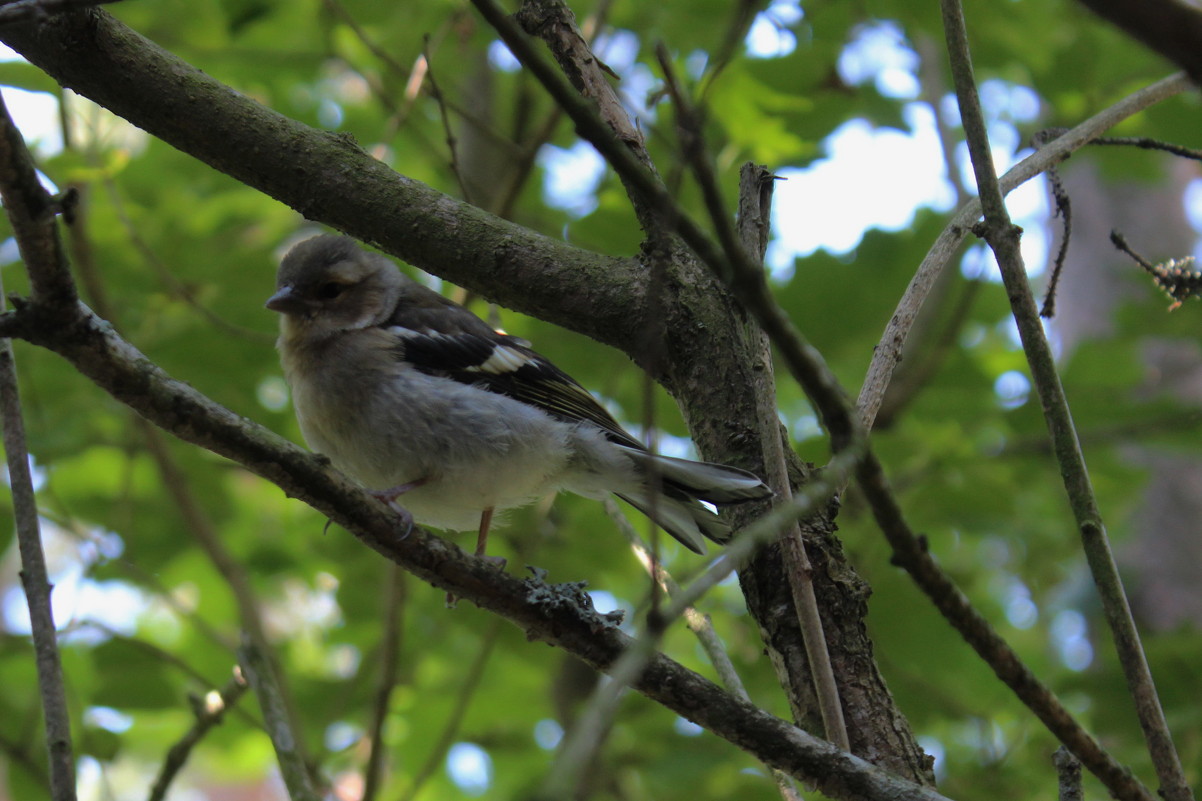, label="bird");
[266,234,771,559]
